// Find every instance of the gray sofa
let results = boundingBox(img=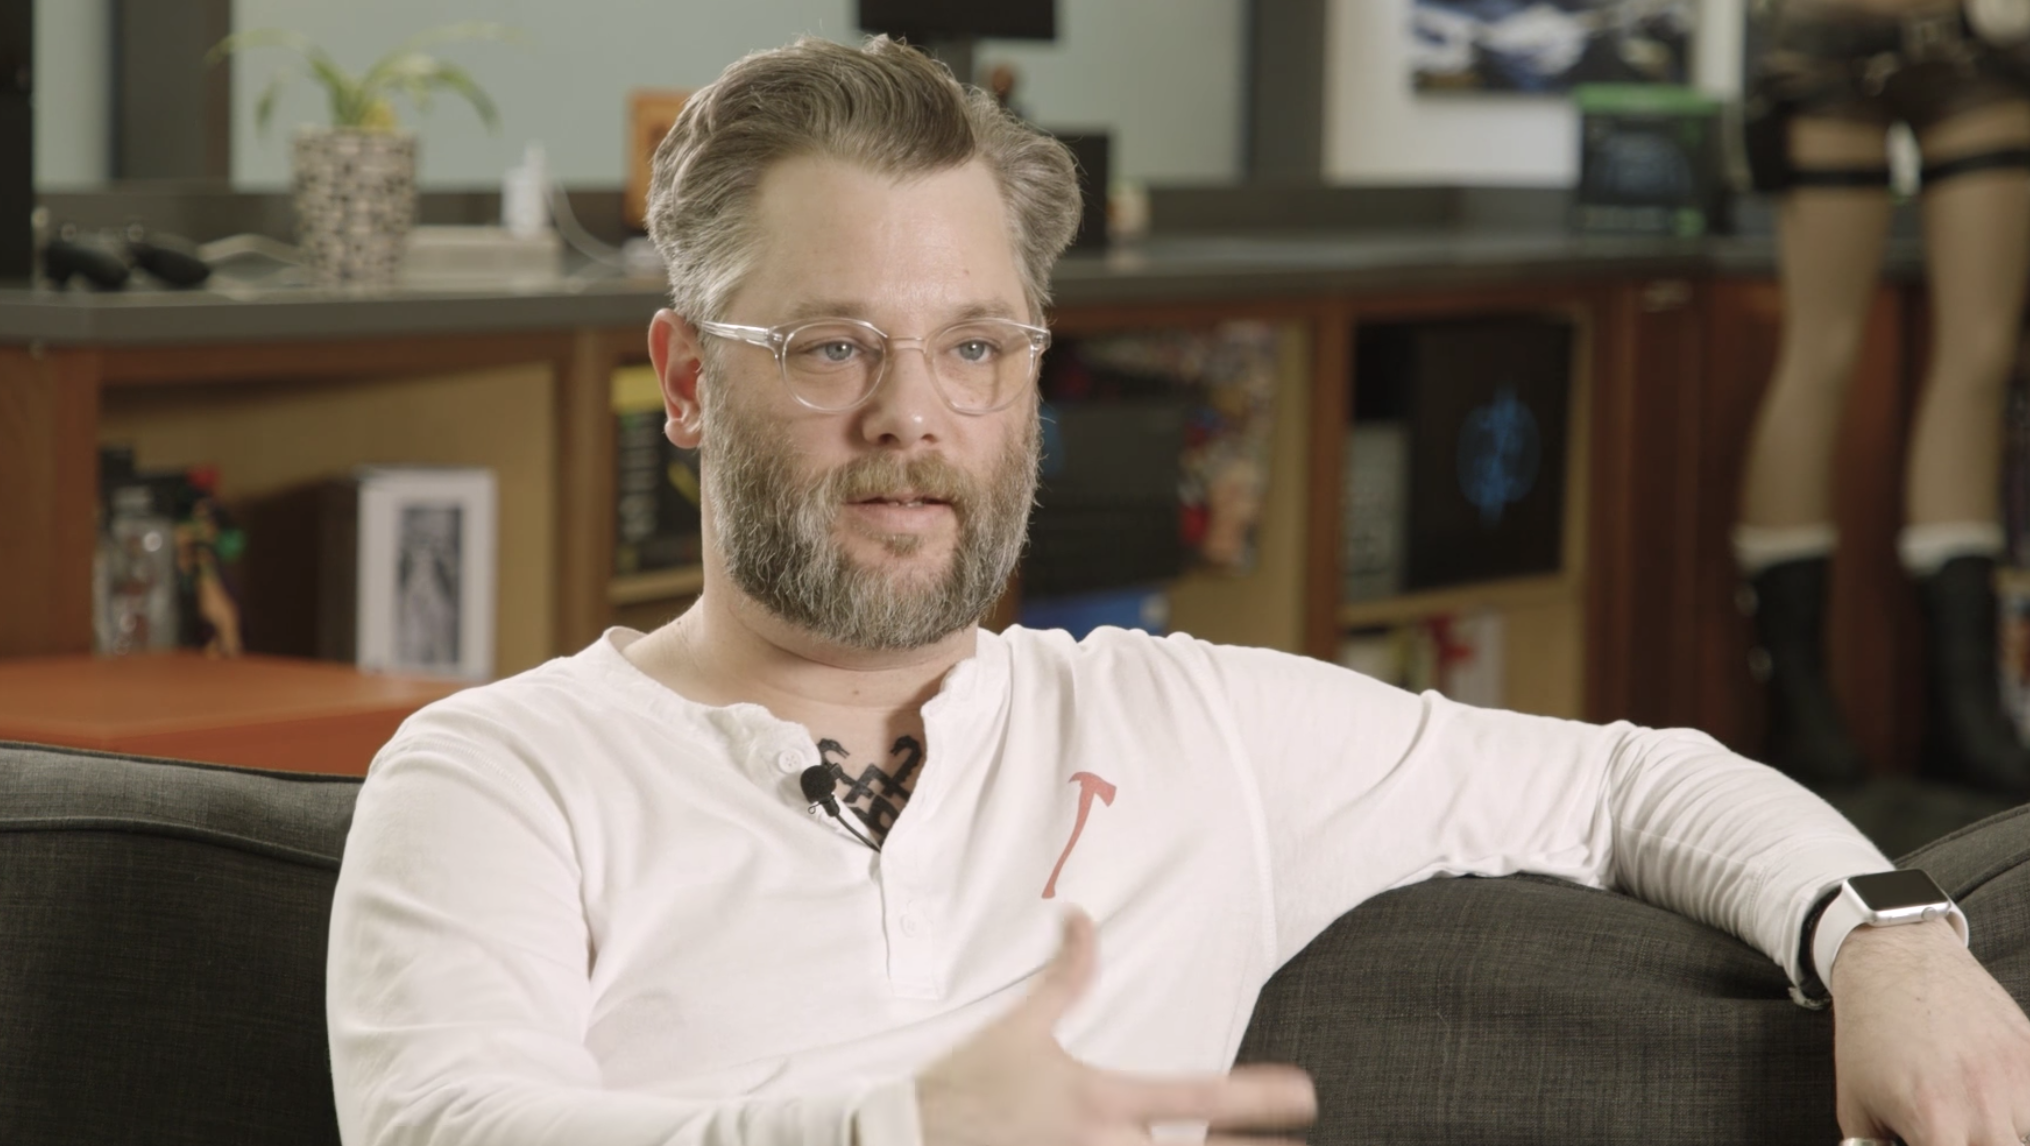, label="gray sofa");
[5,740,2030,1145]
